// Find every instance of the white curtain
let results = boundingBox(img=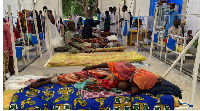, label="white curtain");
[186,0,200,35]
[45,19,64,53]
